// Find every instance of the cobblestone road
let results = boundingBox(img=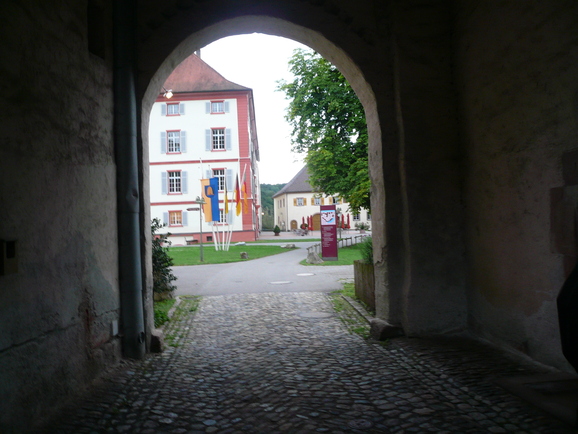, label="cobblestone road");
[42,292,574,433]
